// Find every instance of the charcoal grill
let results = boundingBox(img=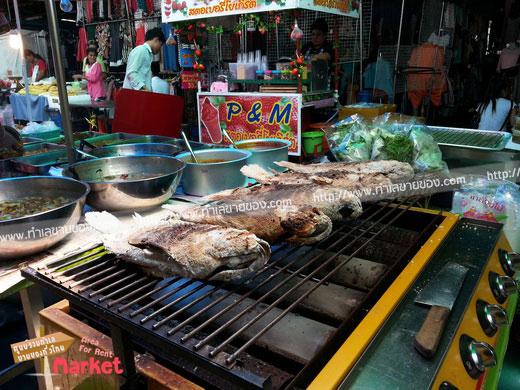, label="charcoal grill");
[23,201,447,389]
